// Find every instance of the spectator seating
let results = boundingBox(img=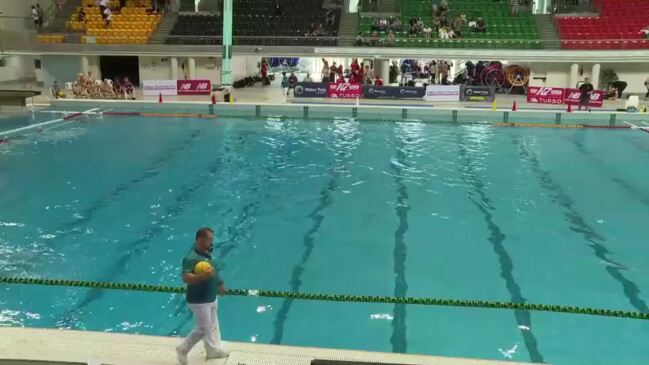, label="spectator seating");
[37,35,65,43]
[359,0,541,49]
[556,0,649,49]
[165,0,339,46]
[37,0,161,44]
